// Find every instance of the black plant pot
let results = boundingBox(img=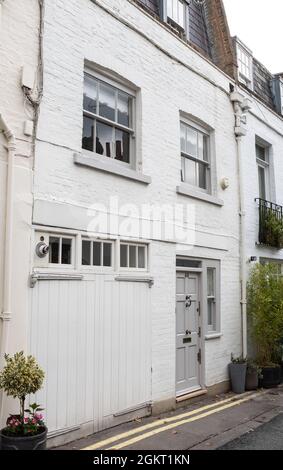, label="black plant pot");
[229,363,247,394]
[281,363,283,384]
[245,371,259,391]
[259,366,281,389]
[0,426,47,450]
